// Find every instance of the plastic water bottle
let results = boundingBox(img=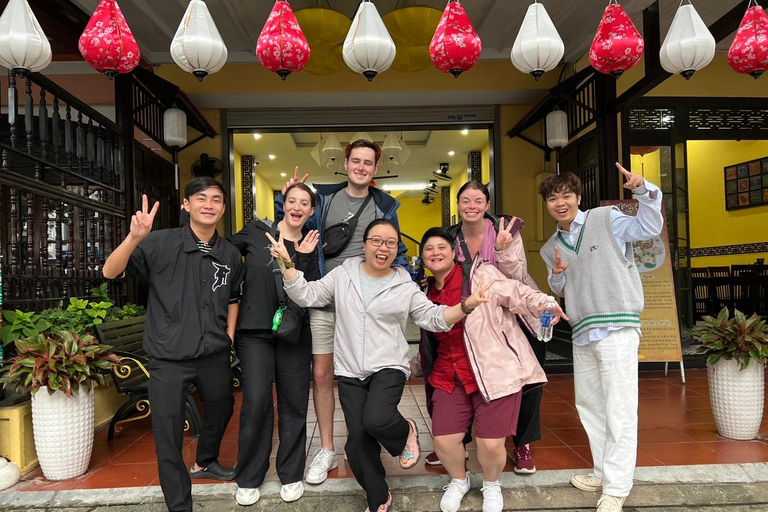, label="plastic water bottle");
[408,256,420,282]
[537,296,557,342]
